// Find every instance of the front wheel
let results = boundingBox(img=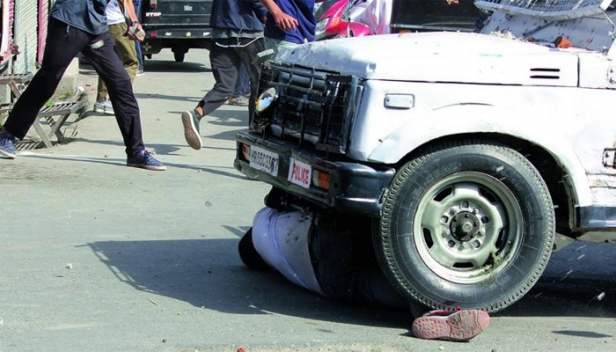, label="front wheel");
[374,141,555,312]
